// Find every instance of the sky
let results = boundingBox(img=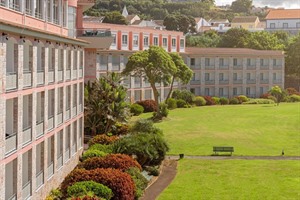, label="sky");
[215,0,300,9]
